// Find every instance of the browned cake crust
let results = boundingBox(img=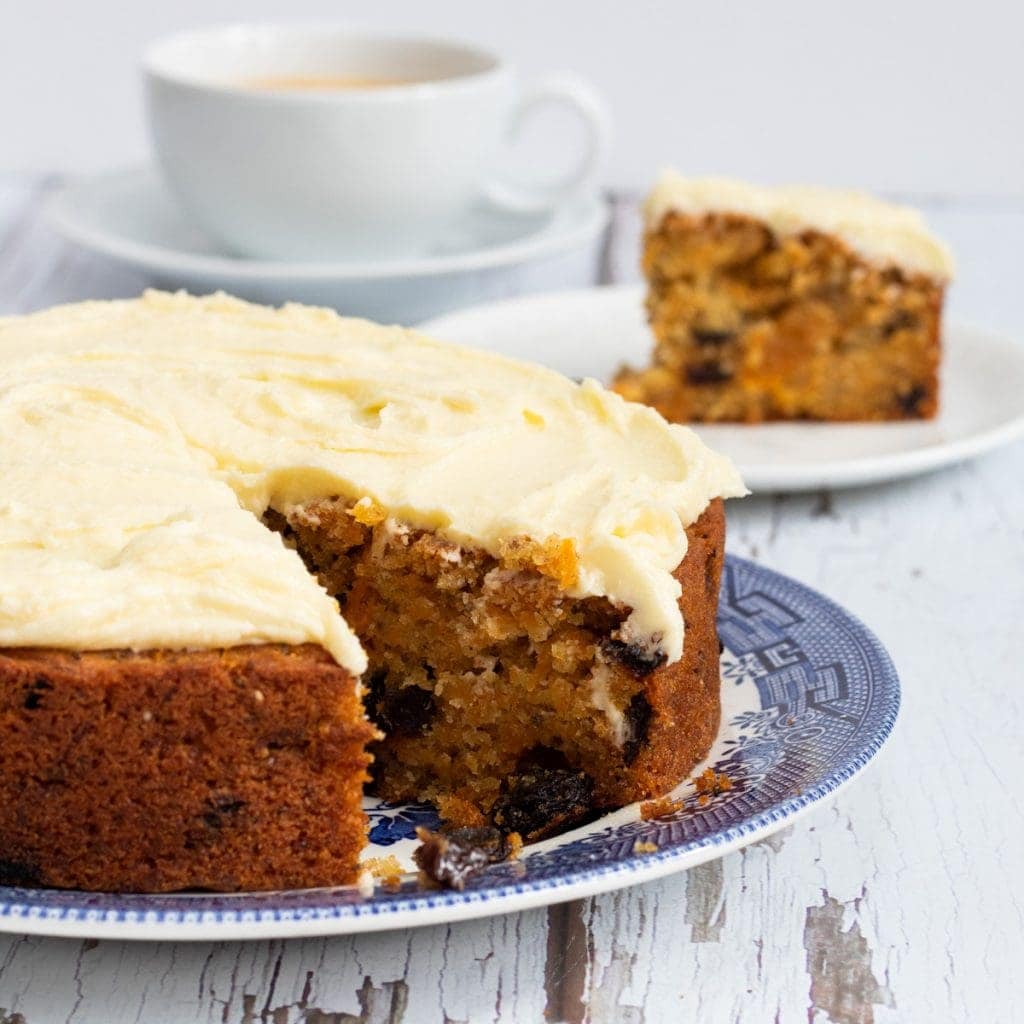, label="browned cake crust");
[614,211,945,422]
[0,645,374,892]
[630,499,723,800]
